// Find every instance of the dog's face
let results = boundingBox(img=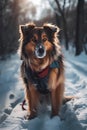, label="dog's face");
[19,23,60,60]
[24,26,53,59]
